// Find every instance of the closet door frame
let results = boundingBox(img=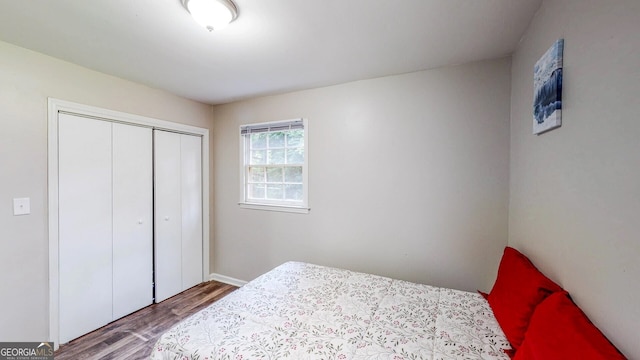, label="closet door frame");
[47,98,210,350]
